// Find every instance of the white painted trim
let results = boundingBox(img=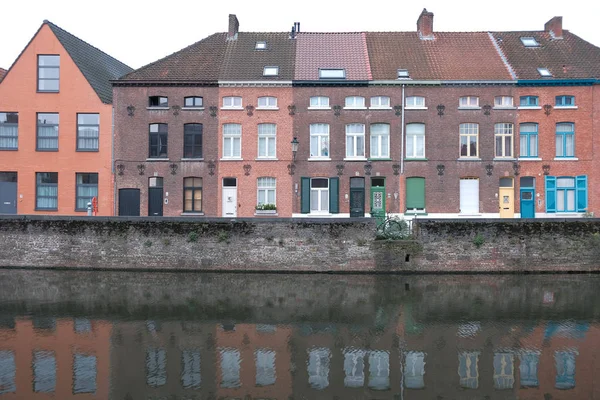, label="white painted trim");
[146,107,170,111]
[517,157,542,161]
[307,157,332,161]
[405,106,428,110]
[554,106,578,110]
[553,157,579,161]
[181,107,205,111]
[517,106,542,110]
[307,106,331,110]
[457,106,482,110]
